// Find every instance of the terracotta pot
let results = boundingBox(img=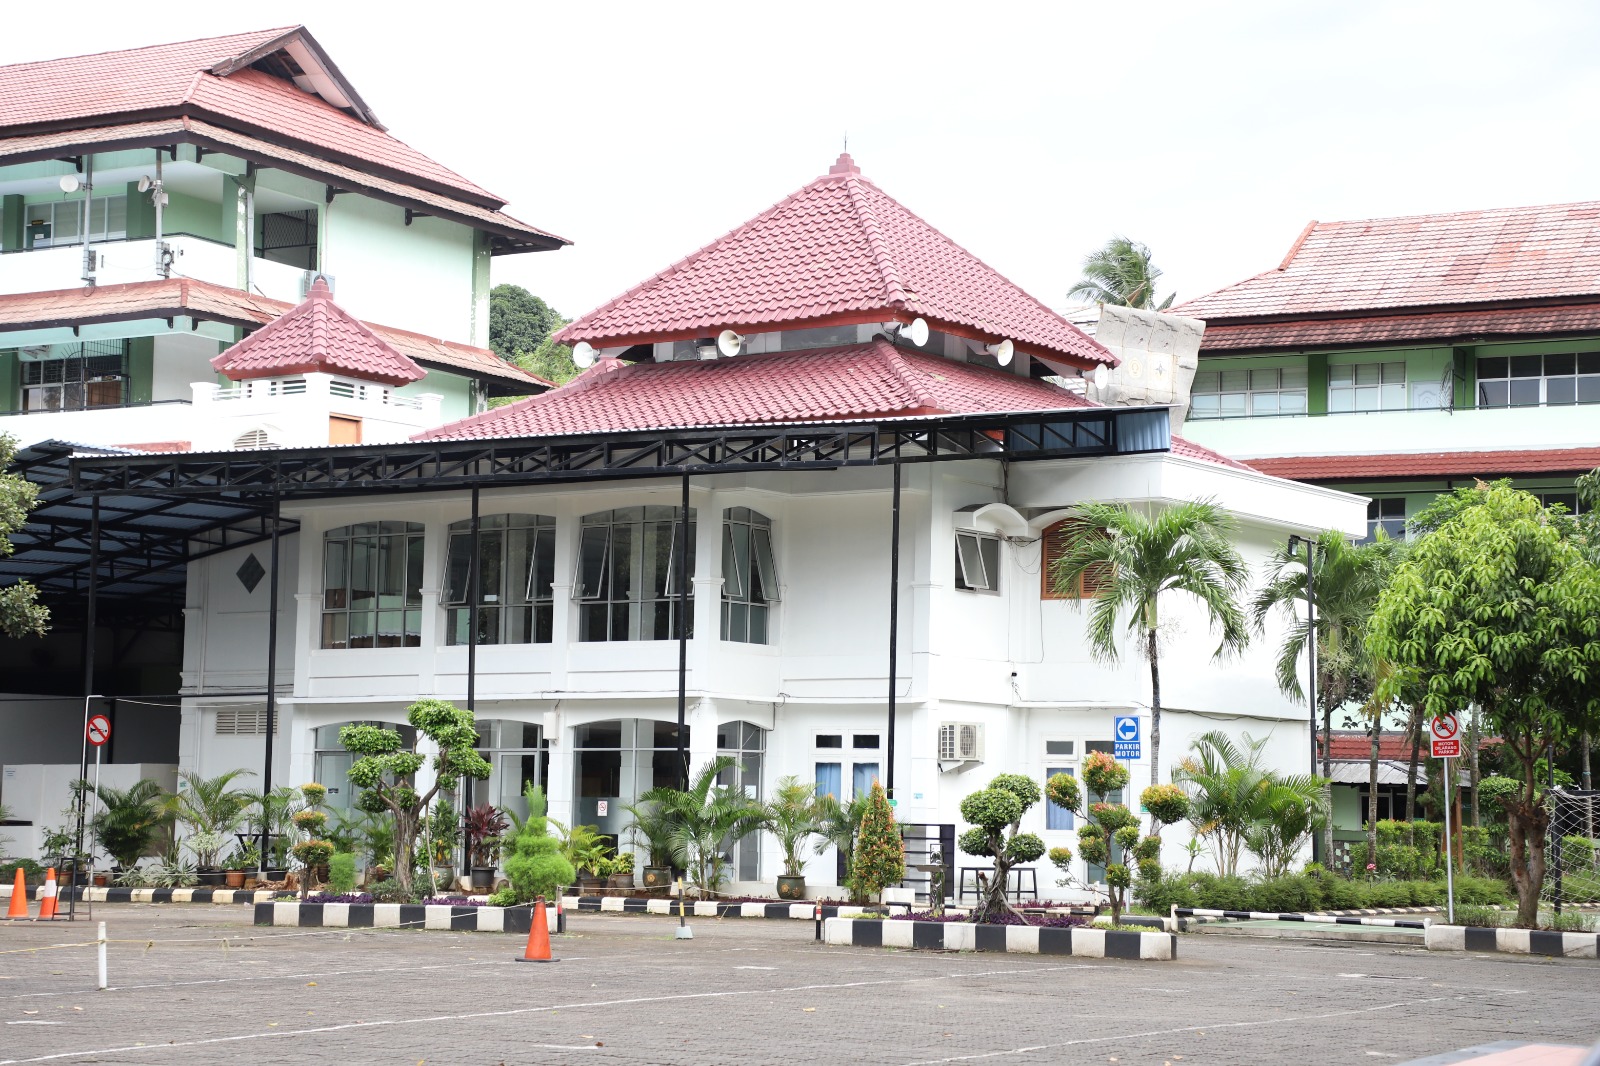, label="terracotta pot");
[224,870,246,889]
[777,875,807,900]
